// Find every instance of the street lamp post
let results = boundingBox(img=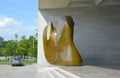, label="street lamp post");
[14,34,18,57]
